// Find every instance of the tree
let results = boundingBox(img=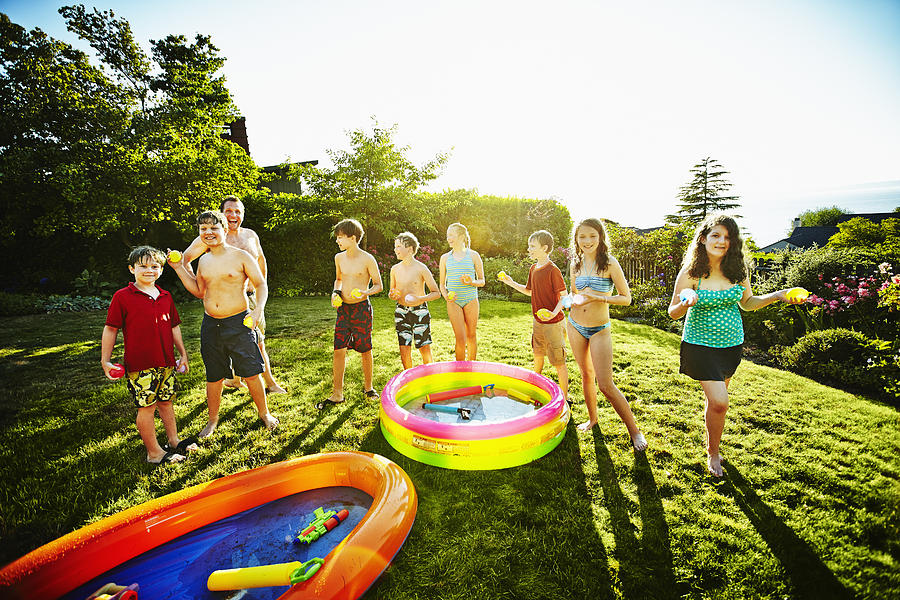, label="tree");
[0,6,258,248]
[827,217,900,261]
[294,119,449,248]
[665,157,741,225]
[798,206,847,227]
